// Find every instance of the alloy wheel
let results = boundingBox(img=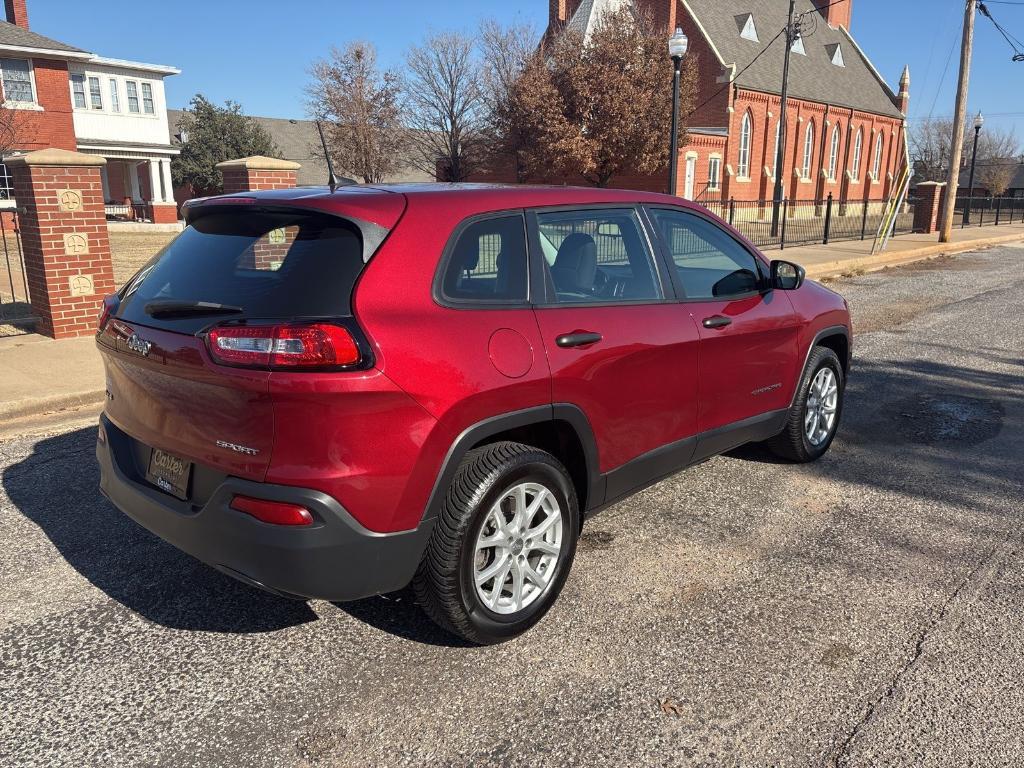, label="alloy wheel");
[804,367,839,446]
[472,482,563,615]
